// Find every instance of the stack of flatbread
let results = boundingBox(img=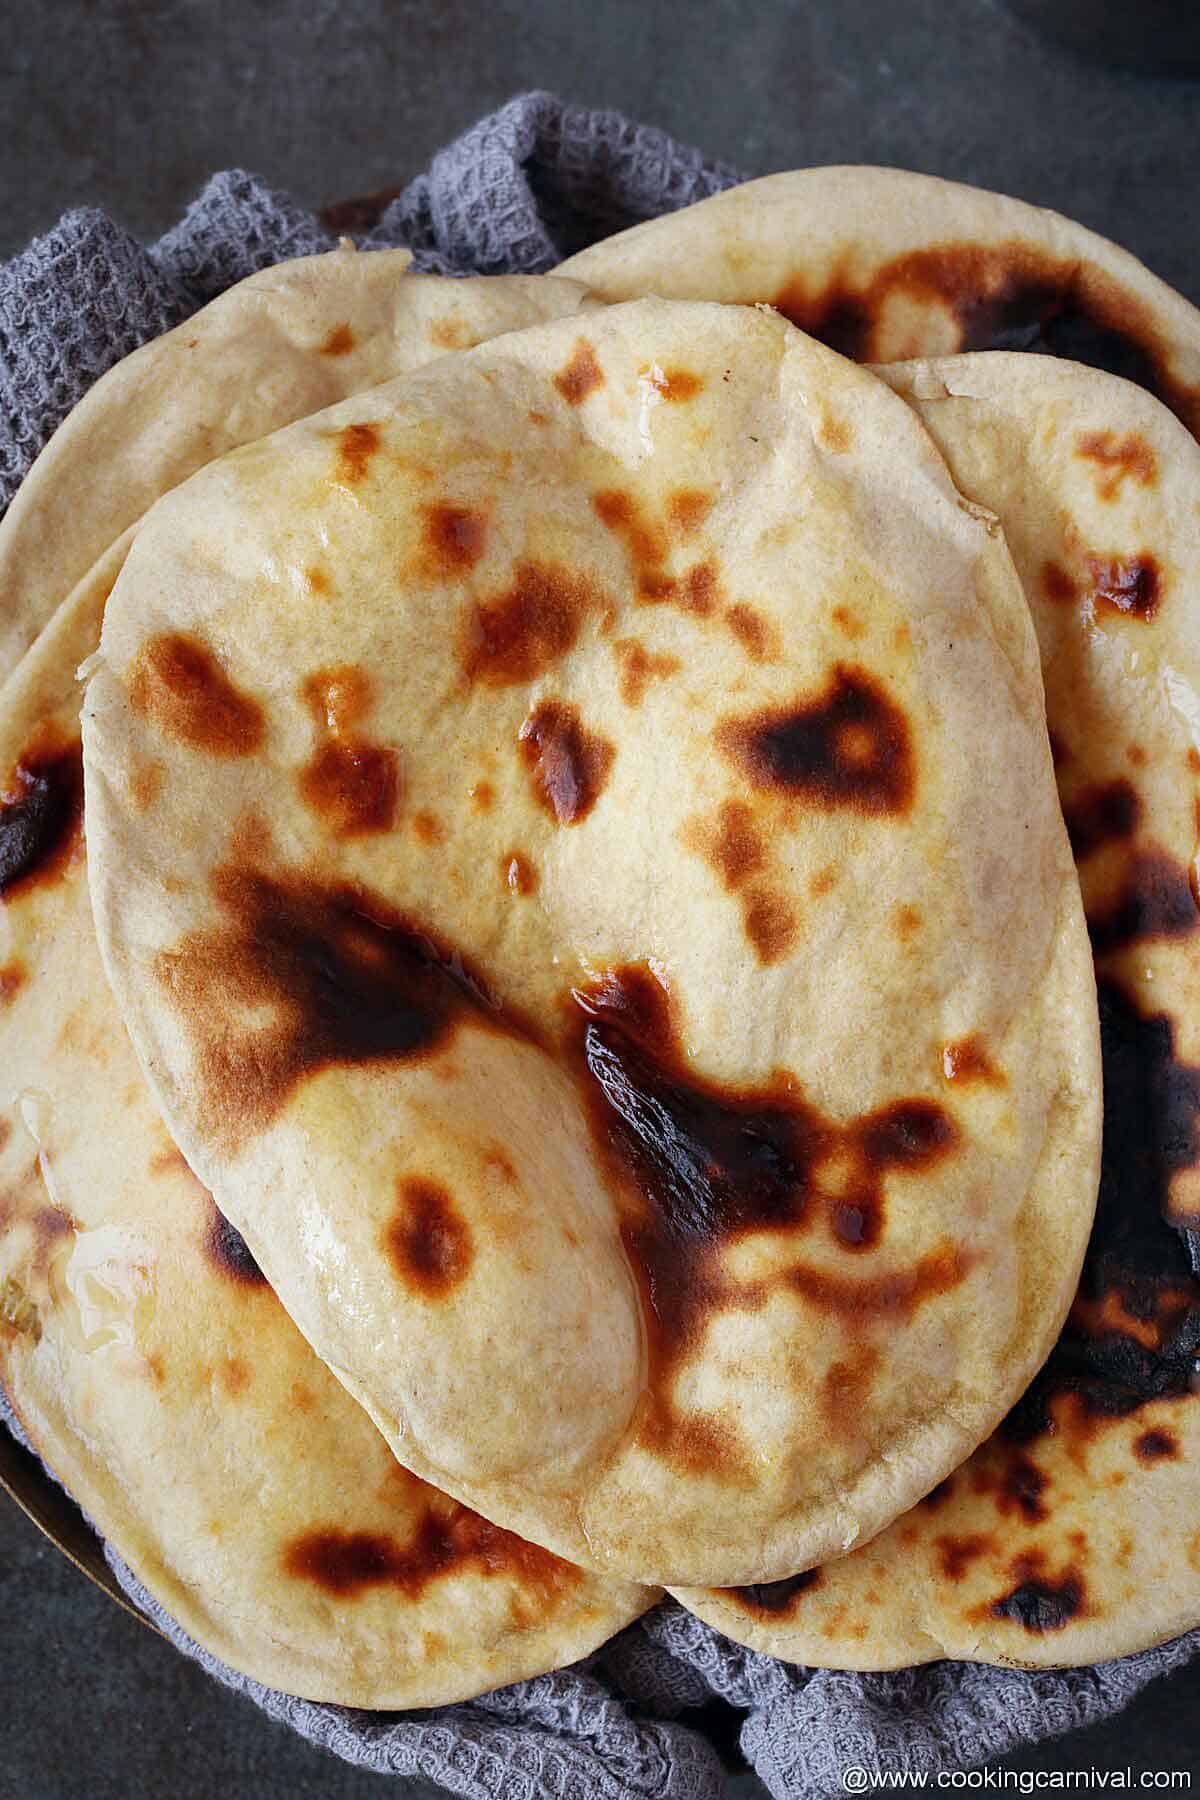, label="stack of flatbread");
[1,168,1196,1708]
